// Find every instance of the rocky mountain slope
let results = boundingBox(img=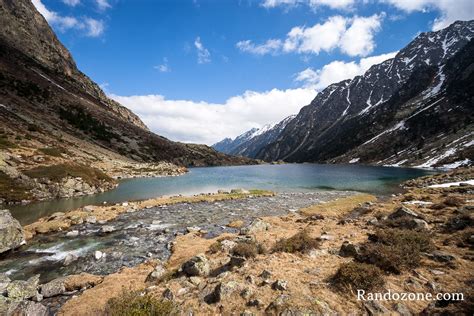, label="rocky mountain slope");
[233,21,474,168]
[0,0,253,204]
[212,115,295,158]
